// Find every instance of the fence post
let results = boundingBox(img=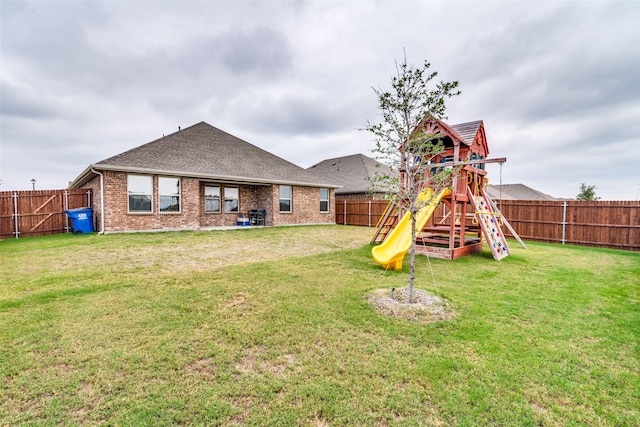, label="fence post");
[64,190,69,233]
[343,200,347,225]
[368,200,372,227]
[562,200,567,245]
[12,192,19,238]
